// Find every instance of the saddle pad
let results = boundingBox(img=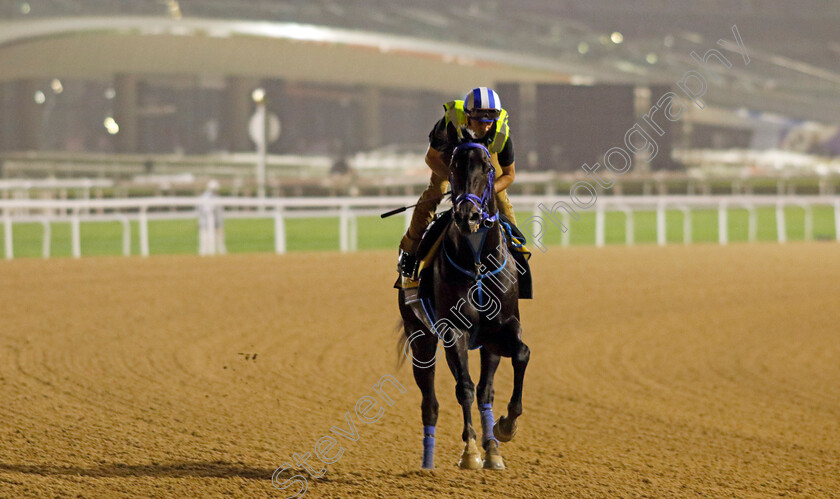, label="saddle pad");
[394,212,532,299]
[393,274,419,290]
[417,210,453,265]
